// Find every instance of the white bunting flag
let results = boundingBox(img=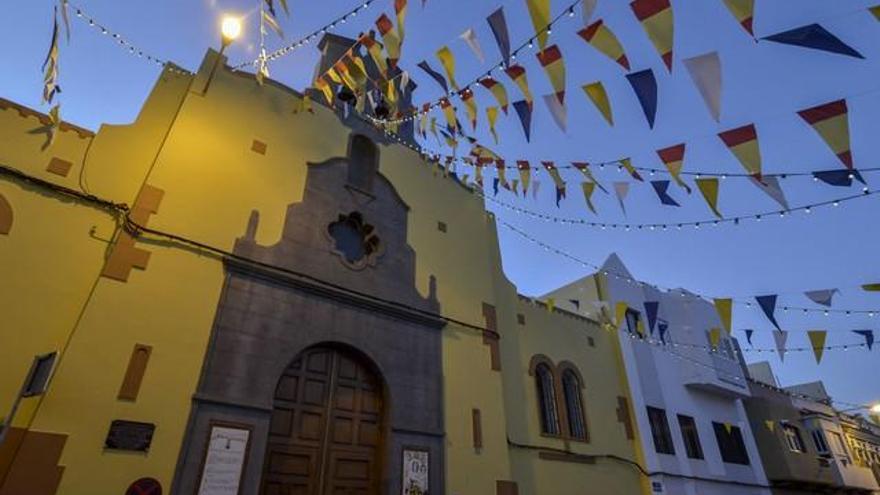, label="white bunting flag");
[773,330,789,362]
[459,28,486,64]
[614,181,630,214]
[749,176,789,210]
[543,93,567,132]
[684,51,722,122]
